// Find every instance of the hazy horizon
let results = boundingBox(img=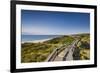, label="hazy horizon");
[22,32,90,36]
